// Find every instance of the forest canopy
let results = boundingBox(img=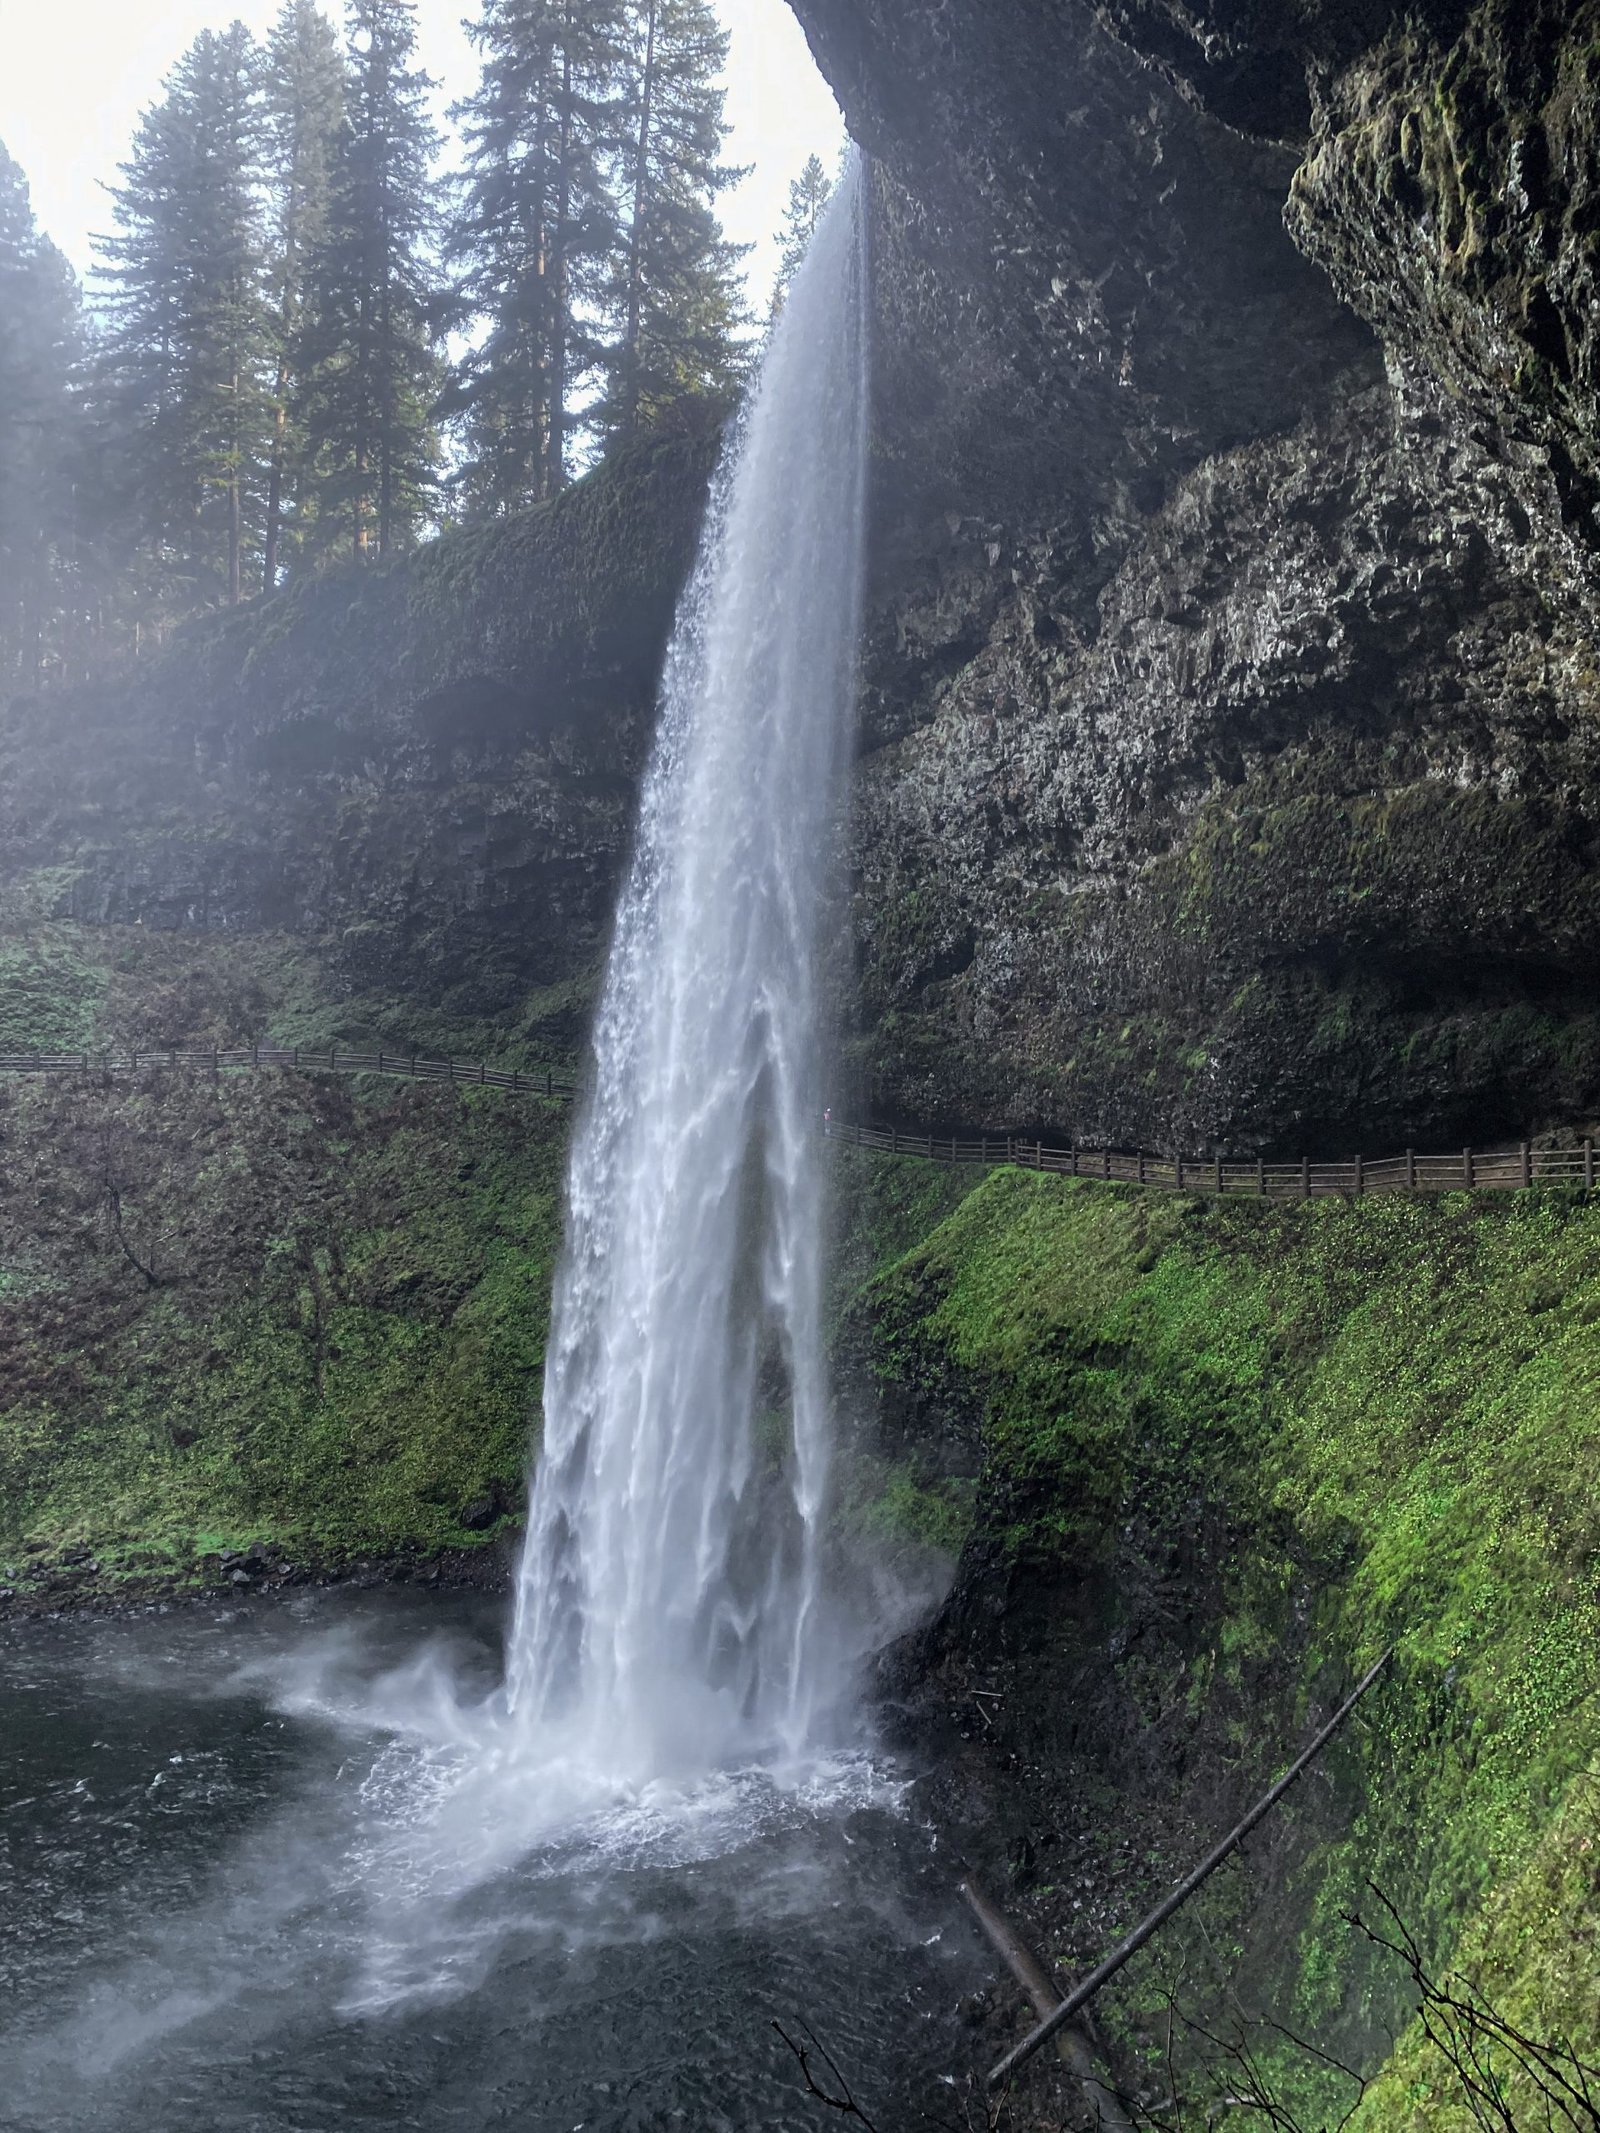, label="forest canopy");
[0,0,835,689]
